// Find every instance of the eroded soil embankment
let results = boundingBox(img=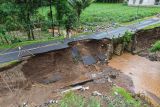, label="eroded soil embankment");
[135,27,160,61]
[0,39,133,107]
[22,40,109,84]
